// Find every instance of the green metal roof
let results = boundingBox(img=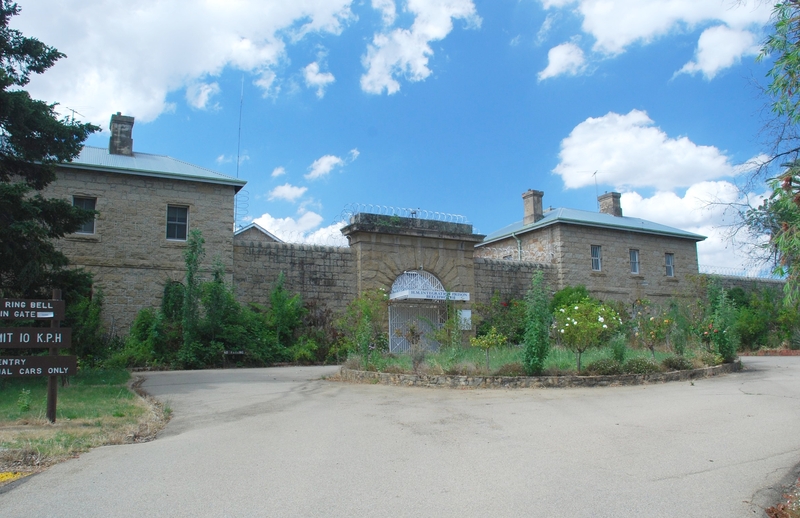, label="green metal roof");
[479,207,706,246]
[59,146,247,191]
